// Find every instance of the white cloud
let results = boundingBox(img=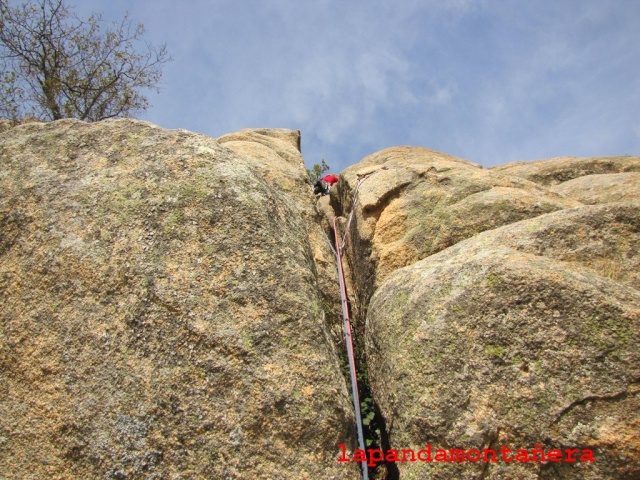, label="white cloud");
[50,0,640,169]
